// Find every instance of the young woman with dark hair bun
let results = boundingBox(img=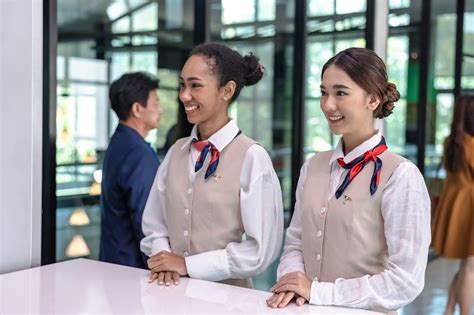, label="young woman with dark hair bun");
[140,42,283,288]
[267,47,431,313]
